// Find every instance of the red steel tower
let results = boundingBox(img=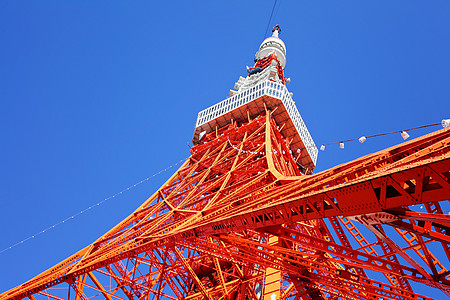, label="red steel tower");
[2,26,450,300]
